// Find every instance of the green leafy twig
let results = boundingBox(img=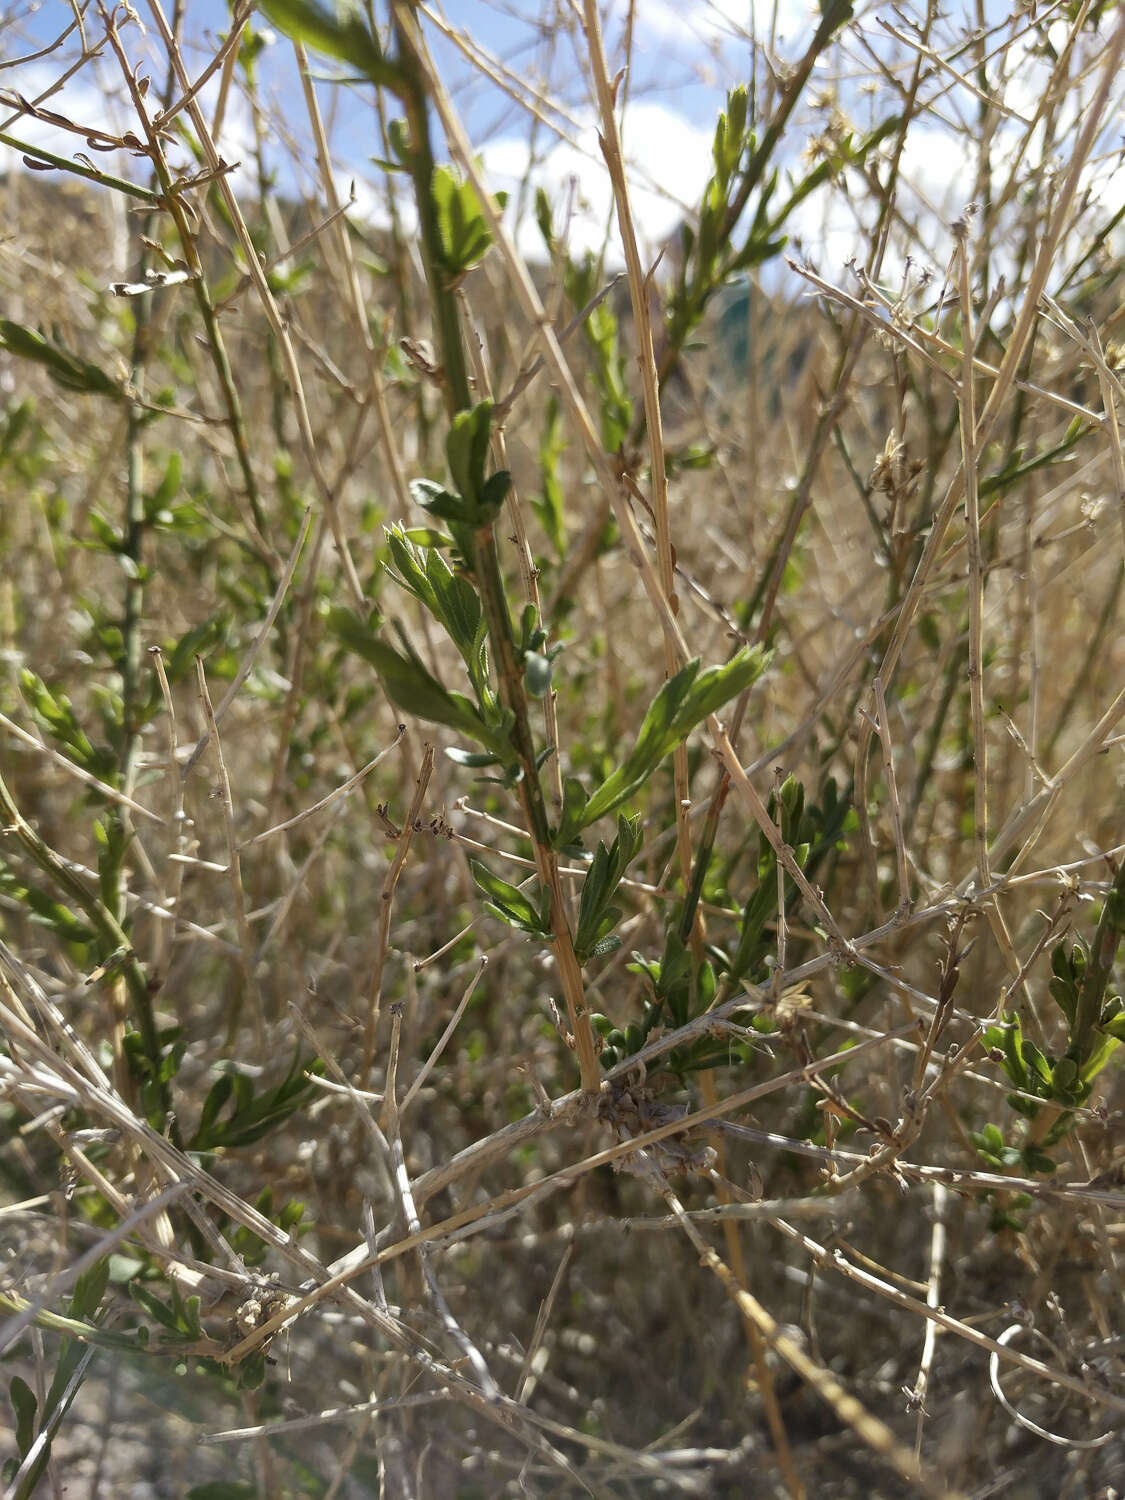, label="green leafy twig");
[389,2,604,1088]
[555,649,769,847]
[0,129,162,201]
